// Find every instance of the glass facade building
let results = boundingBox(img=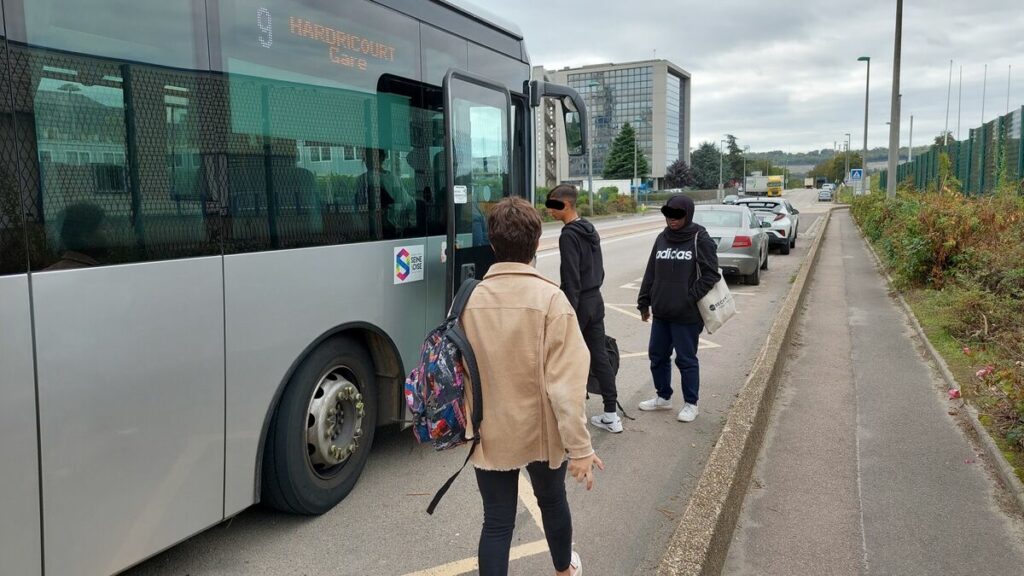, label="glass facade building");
[537,60,690,189]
